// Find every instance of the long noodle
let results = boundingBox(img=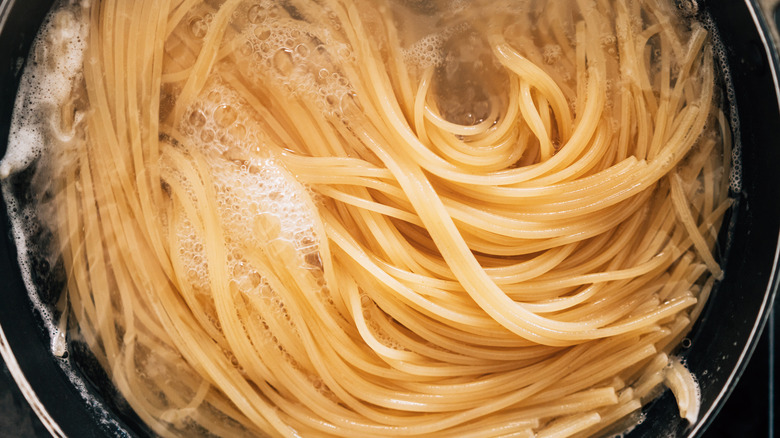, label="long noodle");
[10,0,733,436]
